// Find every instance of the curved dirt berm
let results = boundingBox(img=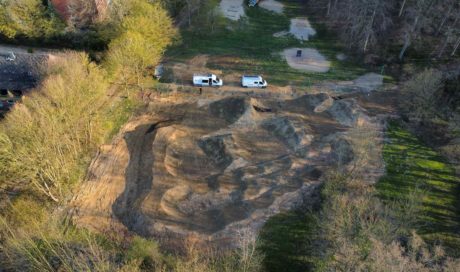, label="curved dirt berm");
[70,94,379,248]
